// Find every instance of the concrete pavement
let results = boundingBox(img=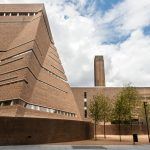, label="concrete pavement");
[0,145,150,150]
